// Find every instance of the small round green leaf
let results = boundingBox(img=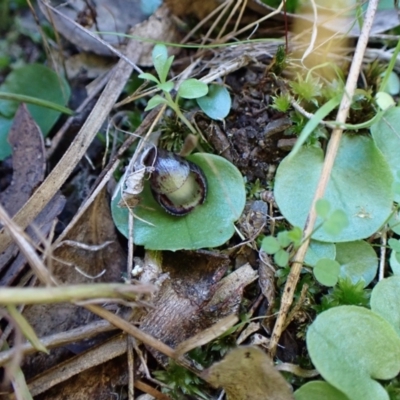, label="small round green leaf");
[196,84,231,120]
[316,198,331,218]
[145,95,168,111]
[371,276,400,337]
[314,258,340,286]
[274,135,393,242]
[274,249,289,267]
[305,240,336,267]
[307,306,400,400]
[375,92,395,111]
[388,238,400,252]
[158,81,174,93]
[287,226,303,246]
[178,79,208,99]
[389,211,400,235]
[389,250,400,275]
[336,241,378,286]
[323,209,349,236]
[277,231,291,248]
[295,381,350,400]
[111,153,246,250]
[371,107,400,202]
[261,236,280,254]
